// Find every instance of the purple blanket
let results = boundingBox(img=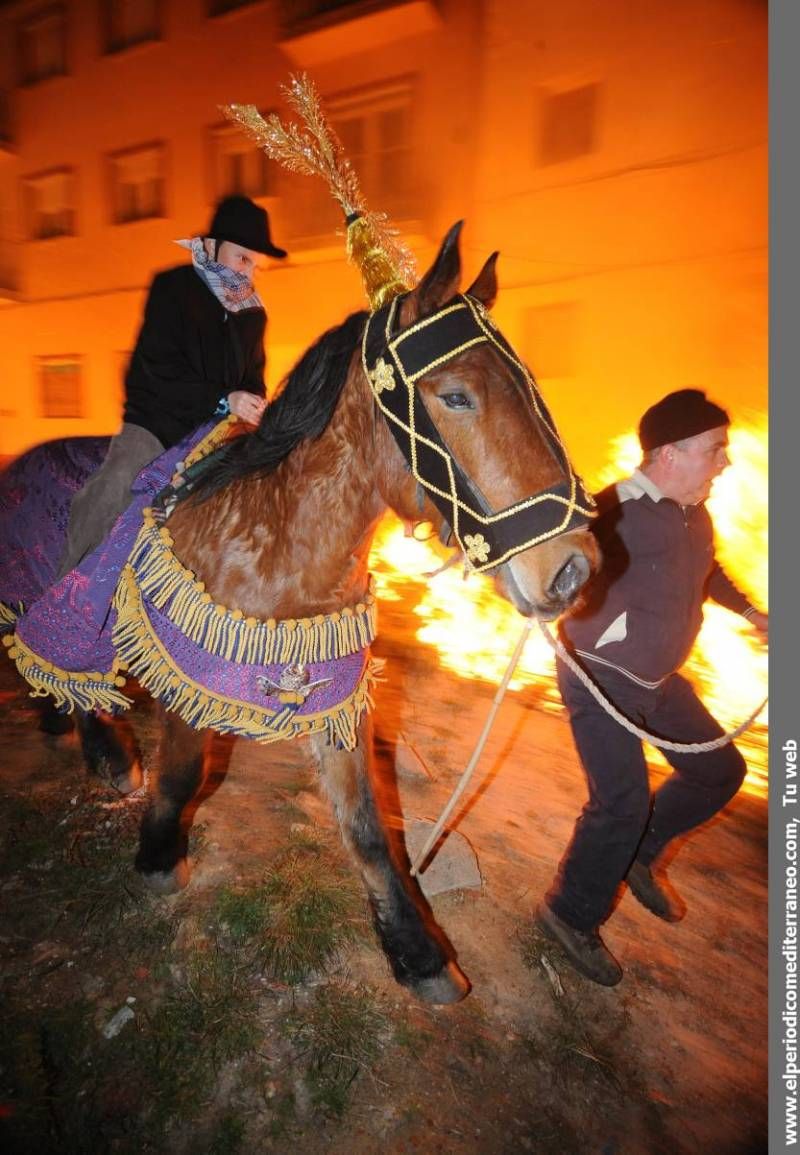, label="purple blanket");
[3,420,221,697]
[0,435,111,612]
[1,422,379,750]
